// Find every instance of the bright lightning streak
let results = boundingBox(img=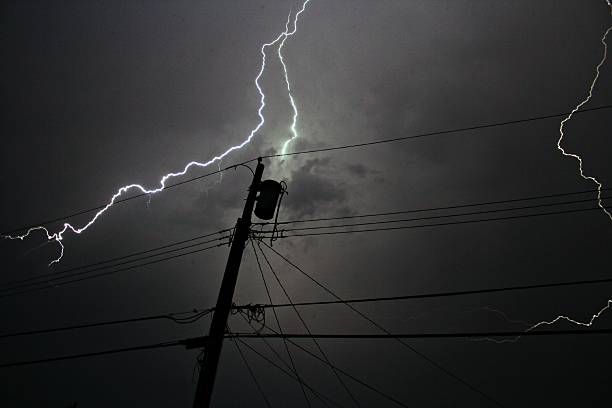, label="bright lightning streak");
[279,1,311,155]
[473,298,612,344]
[474,4,612,345]
[557,3,612,221]
[4,1,312,265]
